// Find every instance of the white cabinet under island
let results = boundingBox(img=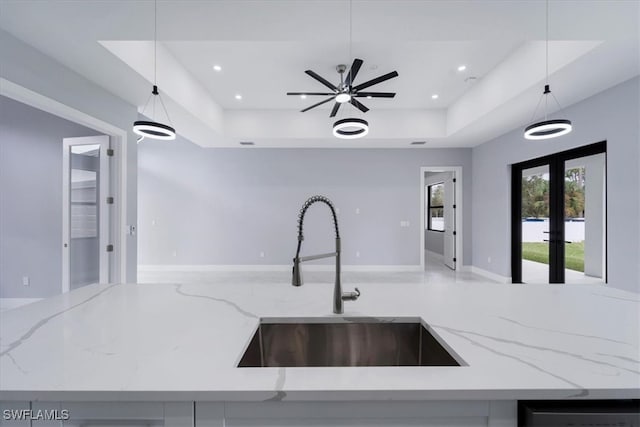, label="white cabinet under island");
[1,280,638,426]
